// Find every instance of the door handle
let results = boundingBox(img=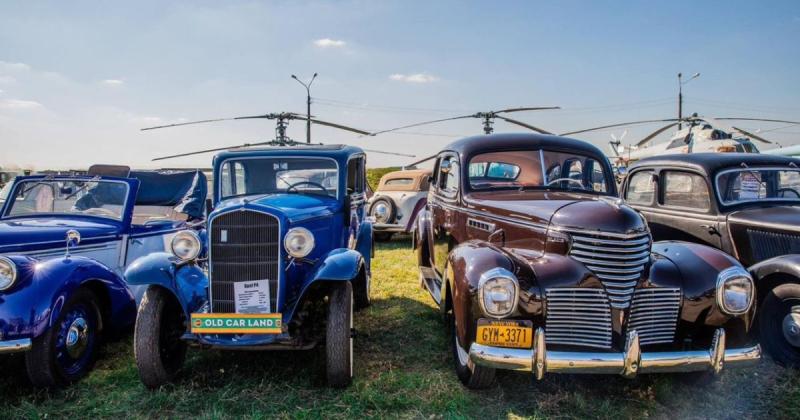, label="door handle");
[700,224,720,236]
